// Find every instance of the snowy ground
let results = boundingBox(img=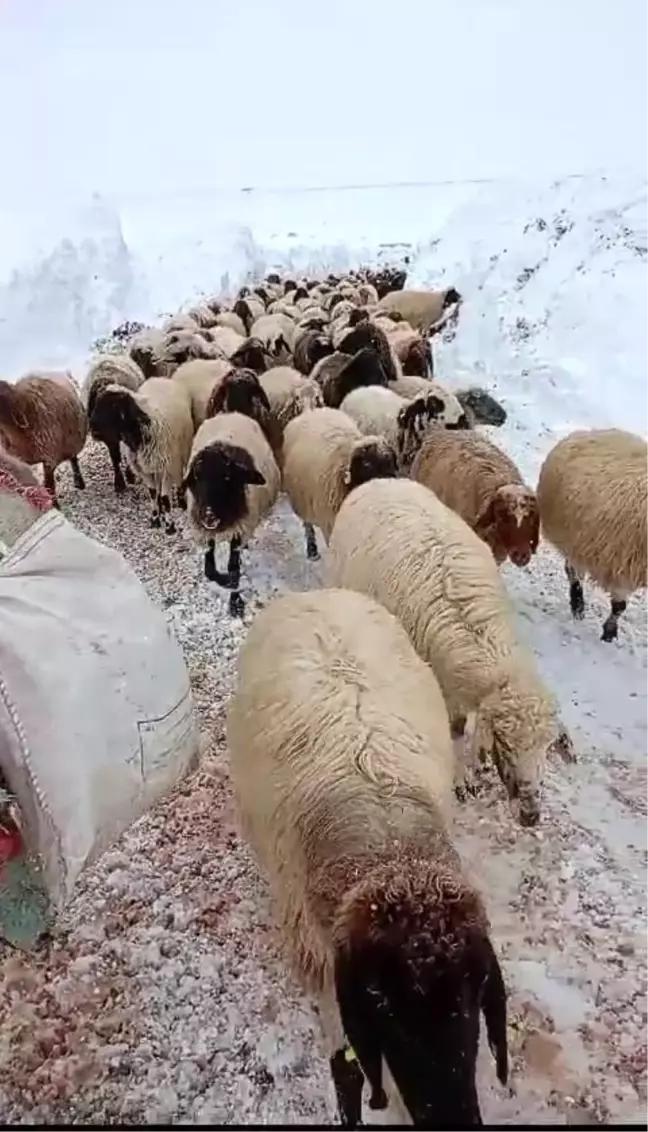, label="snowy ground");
[0,175,646,1125]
